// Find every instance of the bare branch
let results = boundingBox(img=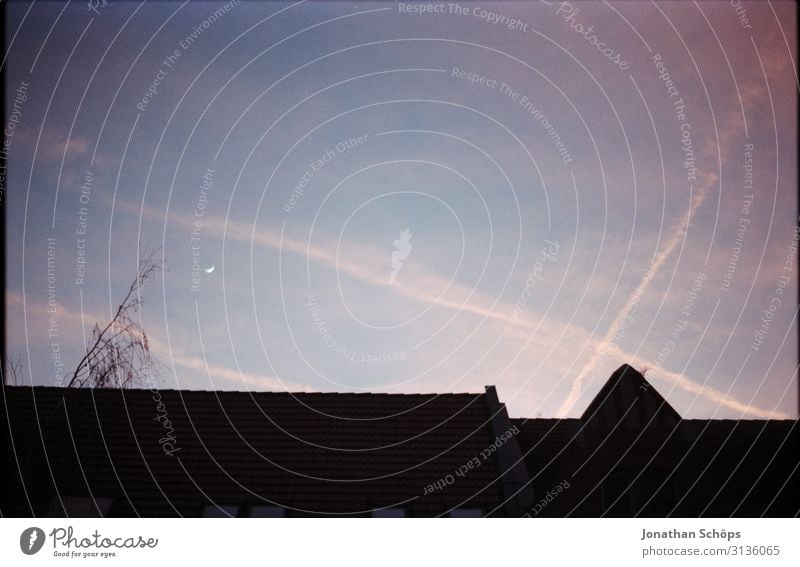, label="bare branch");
[66,249,162,389]
[3,354,26,386]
